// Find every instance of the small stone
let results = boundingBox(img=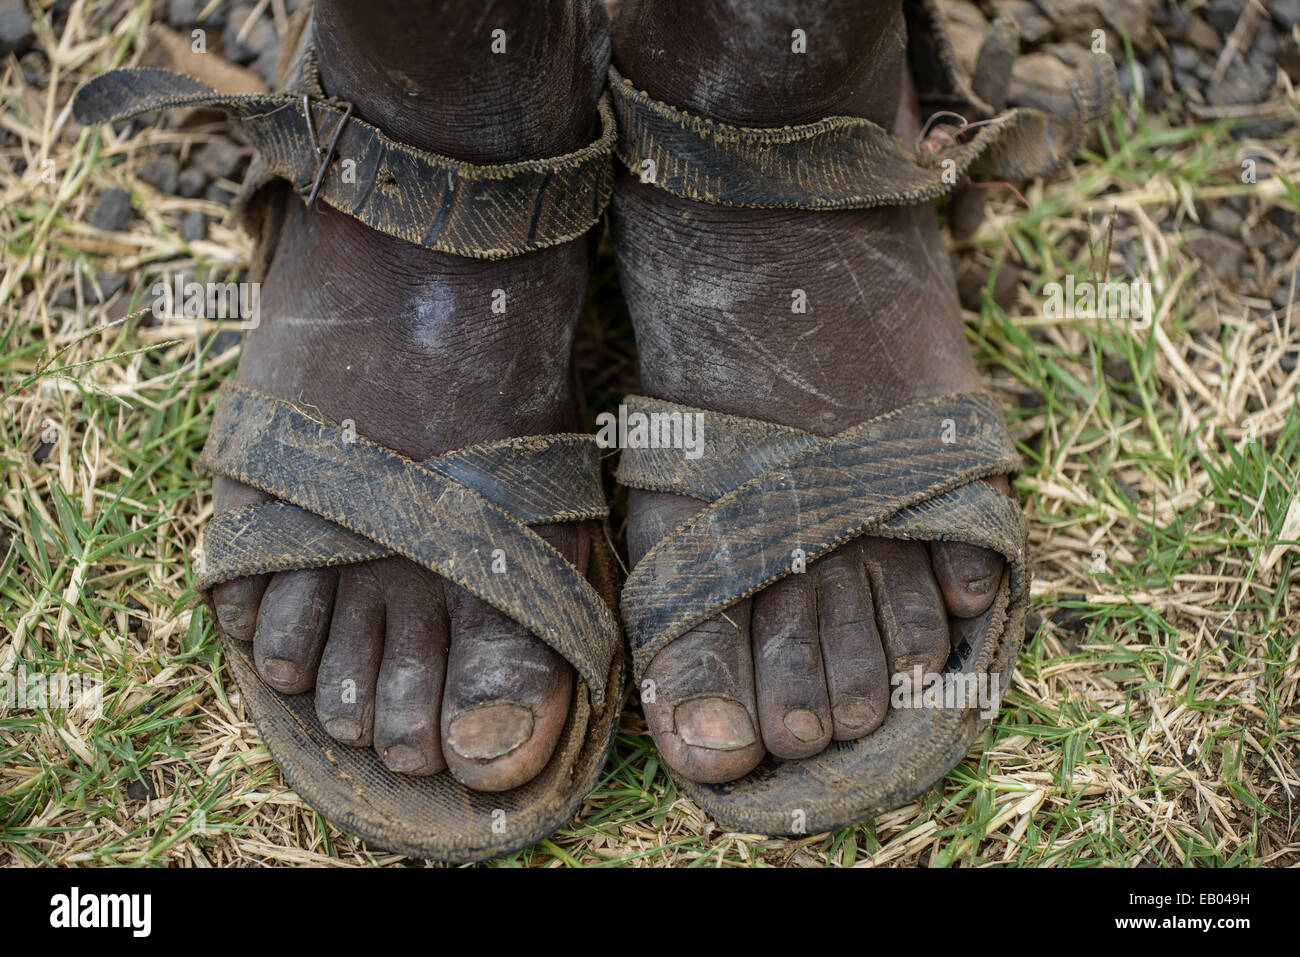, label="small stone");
[1275,0,1300,29]
[1207,61,1274,106]
[1050,601,1089,634]
[138,155,180,195]
[1203,0,1245,35]
[177,166,208,198]
[1025,611,1043,637]
[90,187,132,232]
[0,0,34,56]
[181,209,207,242]
[193,140,246,181]
[1184,230,1247,286]
[223,4,277,68]
[166,0,225,28]
[1206,204,1243,235]
[125,778,156,802]
[32,440,54,463]
[19,49,45,87]
[205,183,235,206]
[1170,43,1201,74]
